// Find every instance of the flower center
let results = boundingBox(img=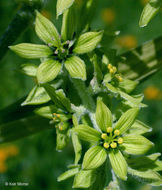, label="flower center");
[100,127,123,150]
